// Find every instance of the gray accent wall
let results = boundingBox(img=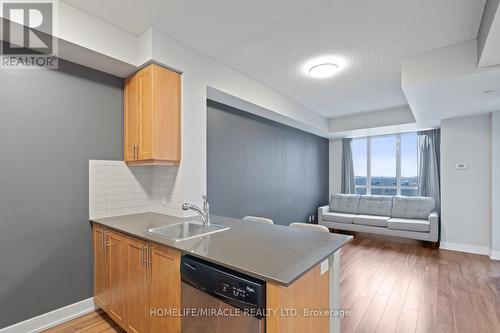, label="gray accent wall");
[207,100,329,226]
[0,59,123,328]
